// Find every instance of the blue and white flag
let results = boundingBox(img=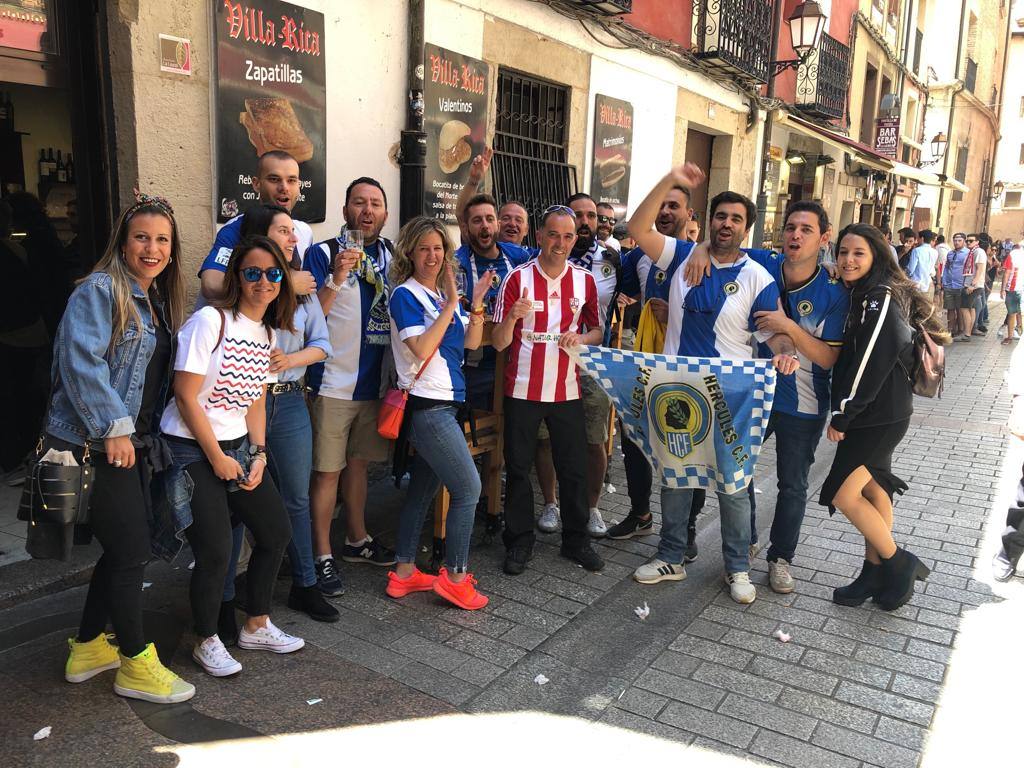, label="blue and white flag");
[573,346,776,494]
